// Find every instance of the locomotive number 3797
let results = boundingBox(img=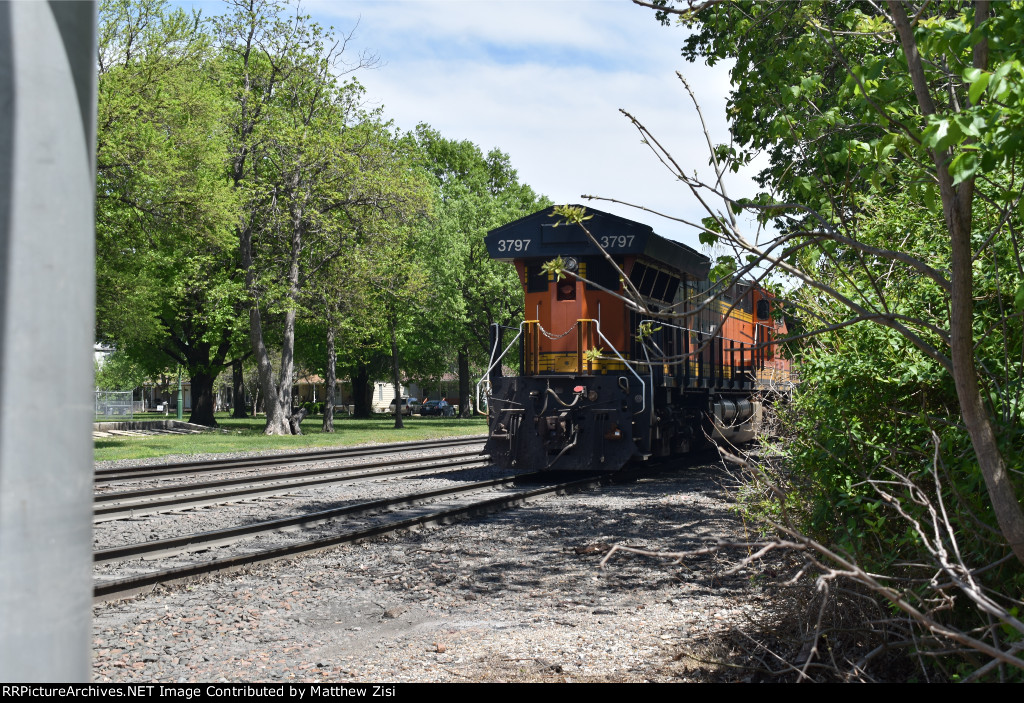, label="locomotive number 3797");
[599,235,635,248]
[496,238,531,252]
